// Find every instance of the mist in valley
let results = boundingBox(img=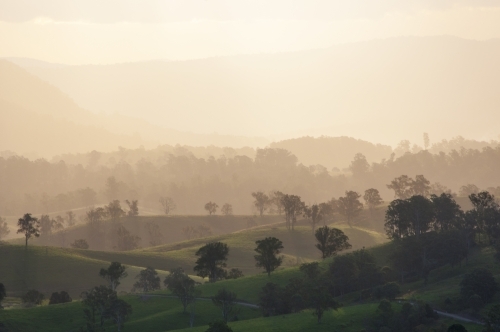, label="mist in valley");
[2,2,500,332]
